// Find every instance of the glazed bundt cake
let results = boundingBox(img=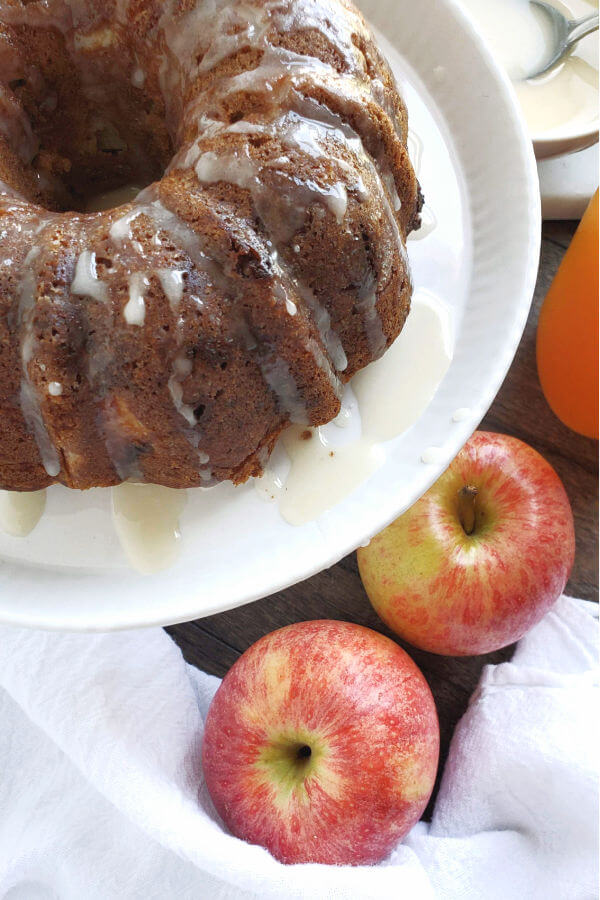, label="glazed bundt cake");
[0,0,421,492]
